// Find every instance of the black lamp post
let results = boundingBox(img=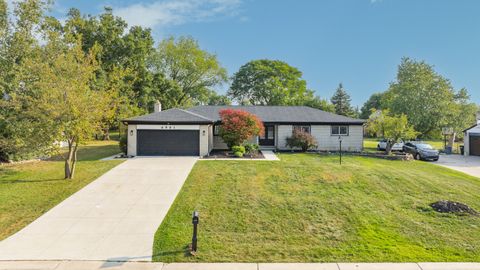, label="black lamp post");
[338,136,343,165]
[191,211,199,253]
